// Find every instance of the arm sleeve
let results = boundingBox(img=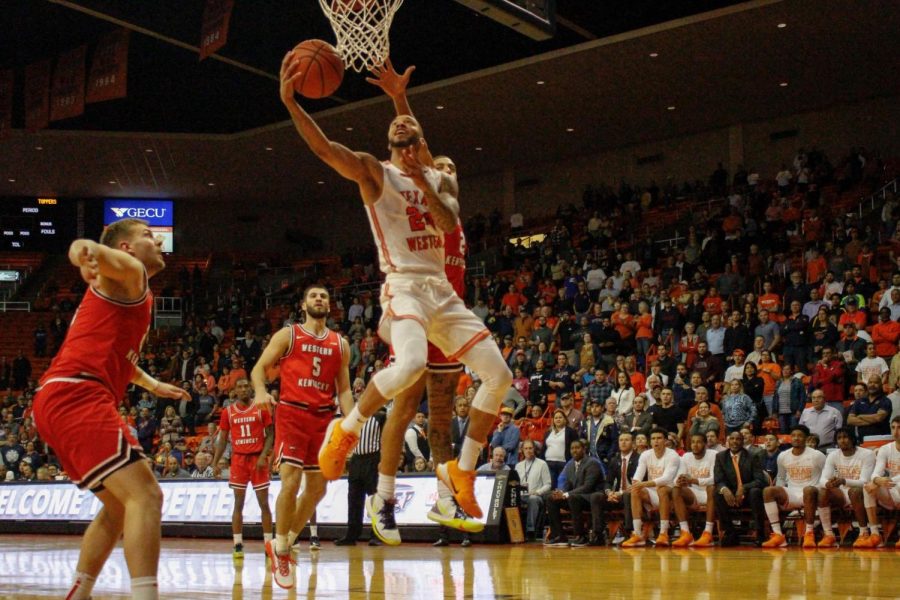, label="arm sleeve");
[873,447,887,481]
[811,451,827,484]
[818,451,837,487]
[536,461,552,495]
[775,452,787,487]
[654,453,681,487]
[698,455,715,487]
[851,451,877,487]
[633,452,648,483]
